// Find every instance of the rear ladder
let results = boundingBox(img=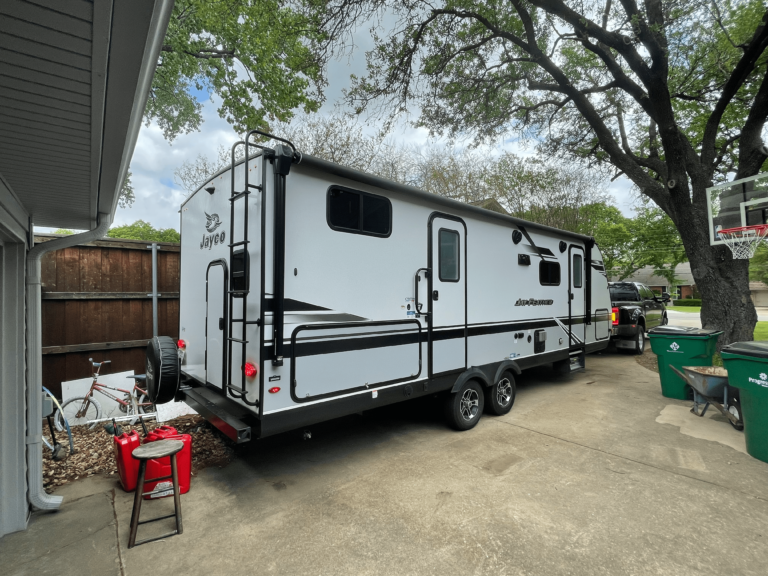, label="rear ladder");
[225,139,262,407]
